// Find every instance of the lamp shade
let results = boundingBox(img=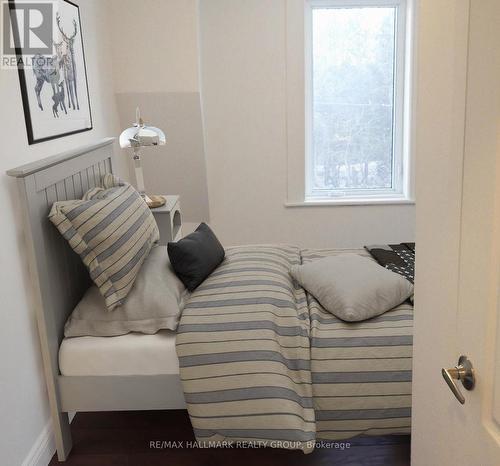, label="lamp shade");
[119,108,166,149]
[119,125,166,148]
